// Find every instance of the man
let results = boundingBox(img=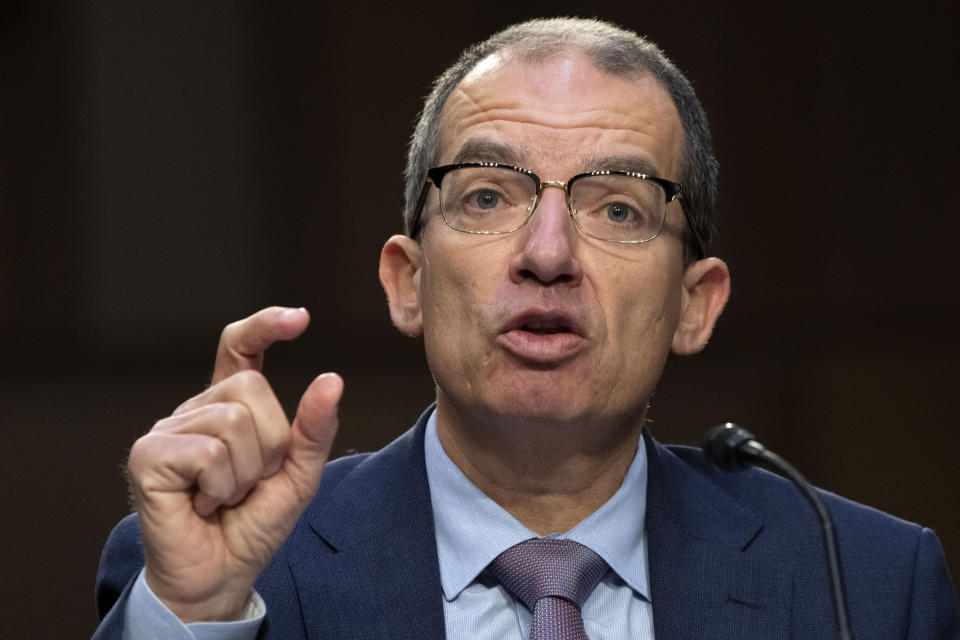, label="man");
[93,18,958,639]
